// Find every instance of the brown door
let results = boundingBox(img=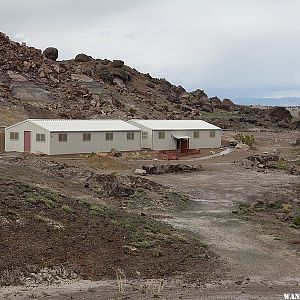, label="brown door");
[180,139,189,153]
[24,131,31,152]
